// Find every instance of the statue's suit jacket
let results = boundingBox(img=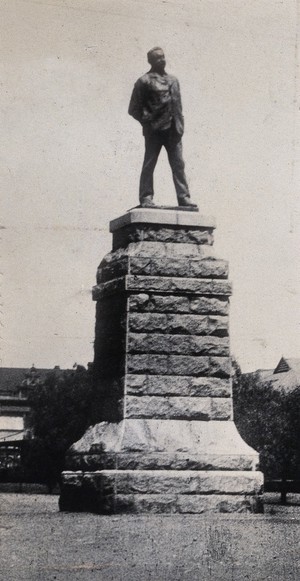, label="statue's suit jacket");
[128,71,184,137]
